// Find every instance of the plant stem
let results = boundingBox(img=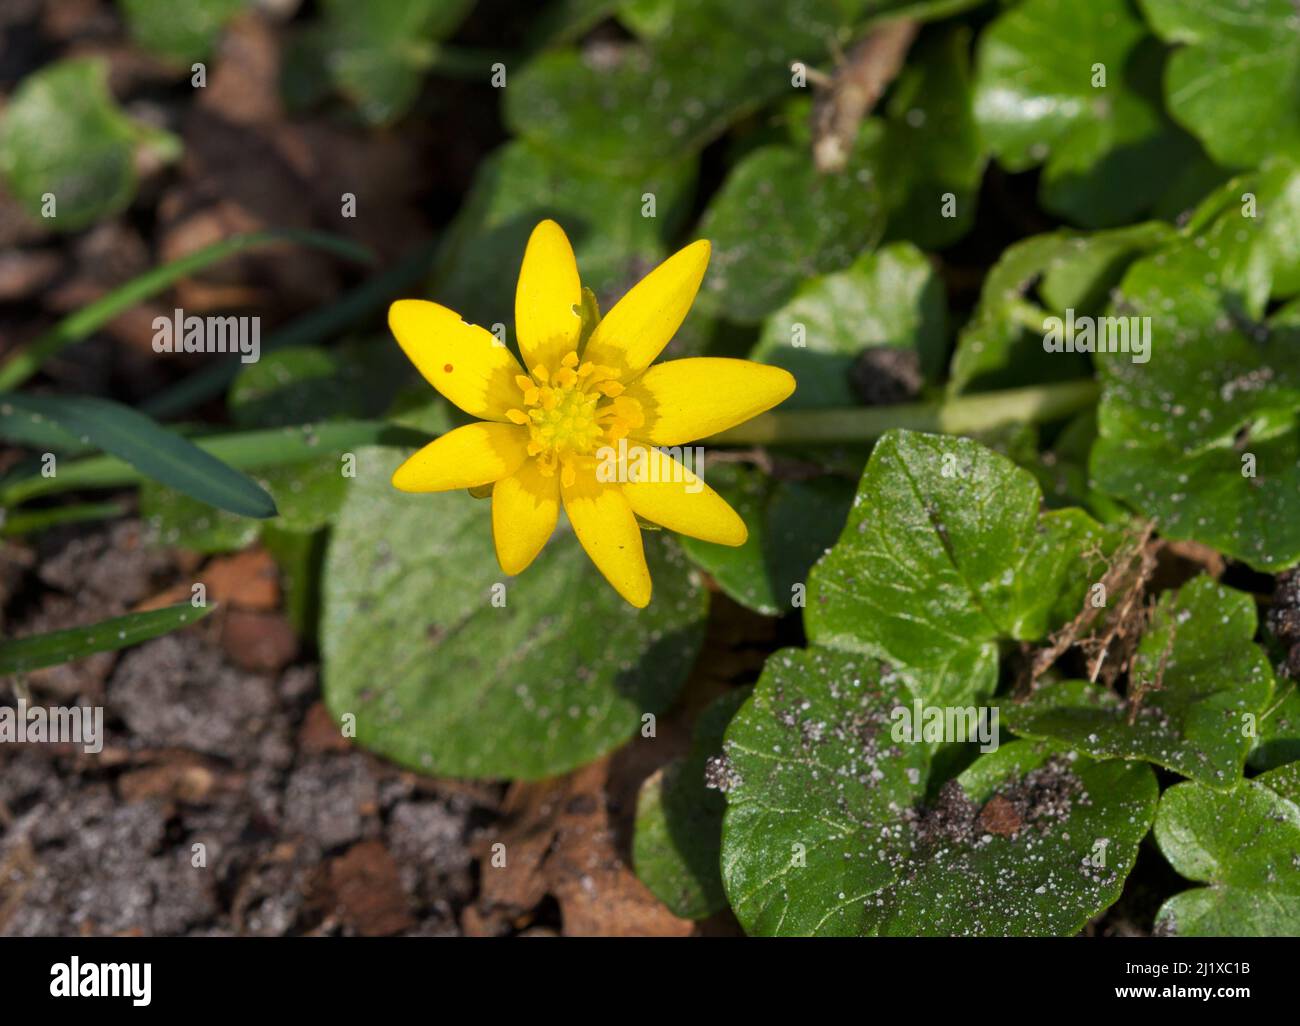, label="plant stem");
[705,379,1100,446]
[0,501,126,537]
[0,229,373,391]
